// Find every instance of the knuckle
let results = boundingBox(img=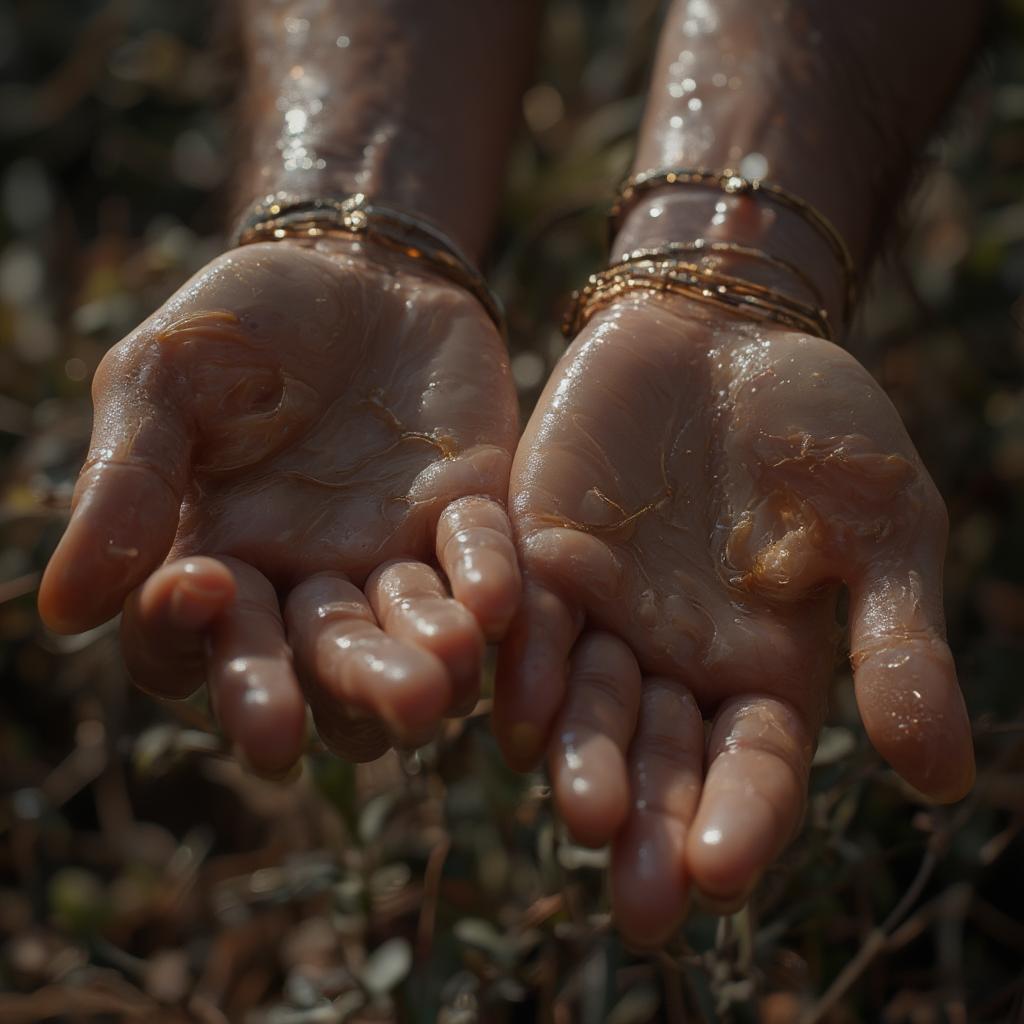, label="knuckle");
[635,731,697,771]
[91,334,150,401]
[569,669,629,714]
